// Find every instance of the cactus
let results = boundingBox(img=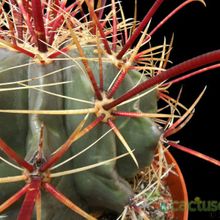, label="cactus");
[0,0,219,219]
